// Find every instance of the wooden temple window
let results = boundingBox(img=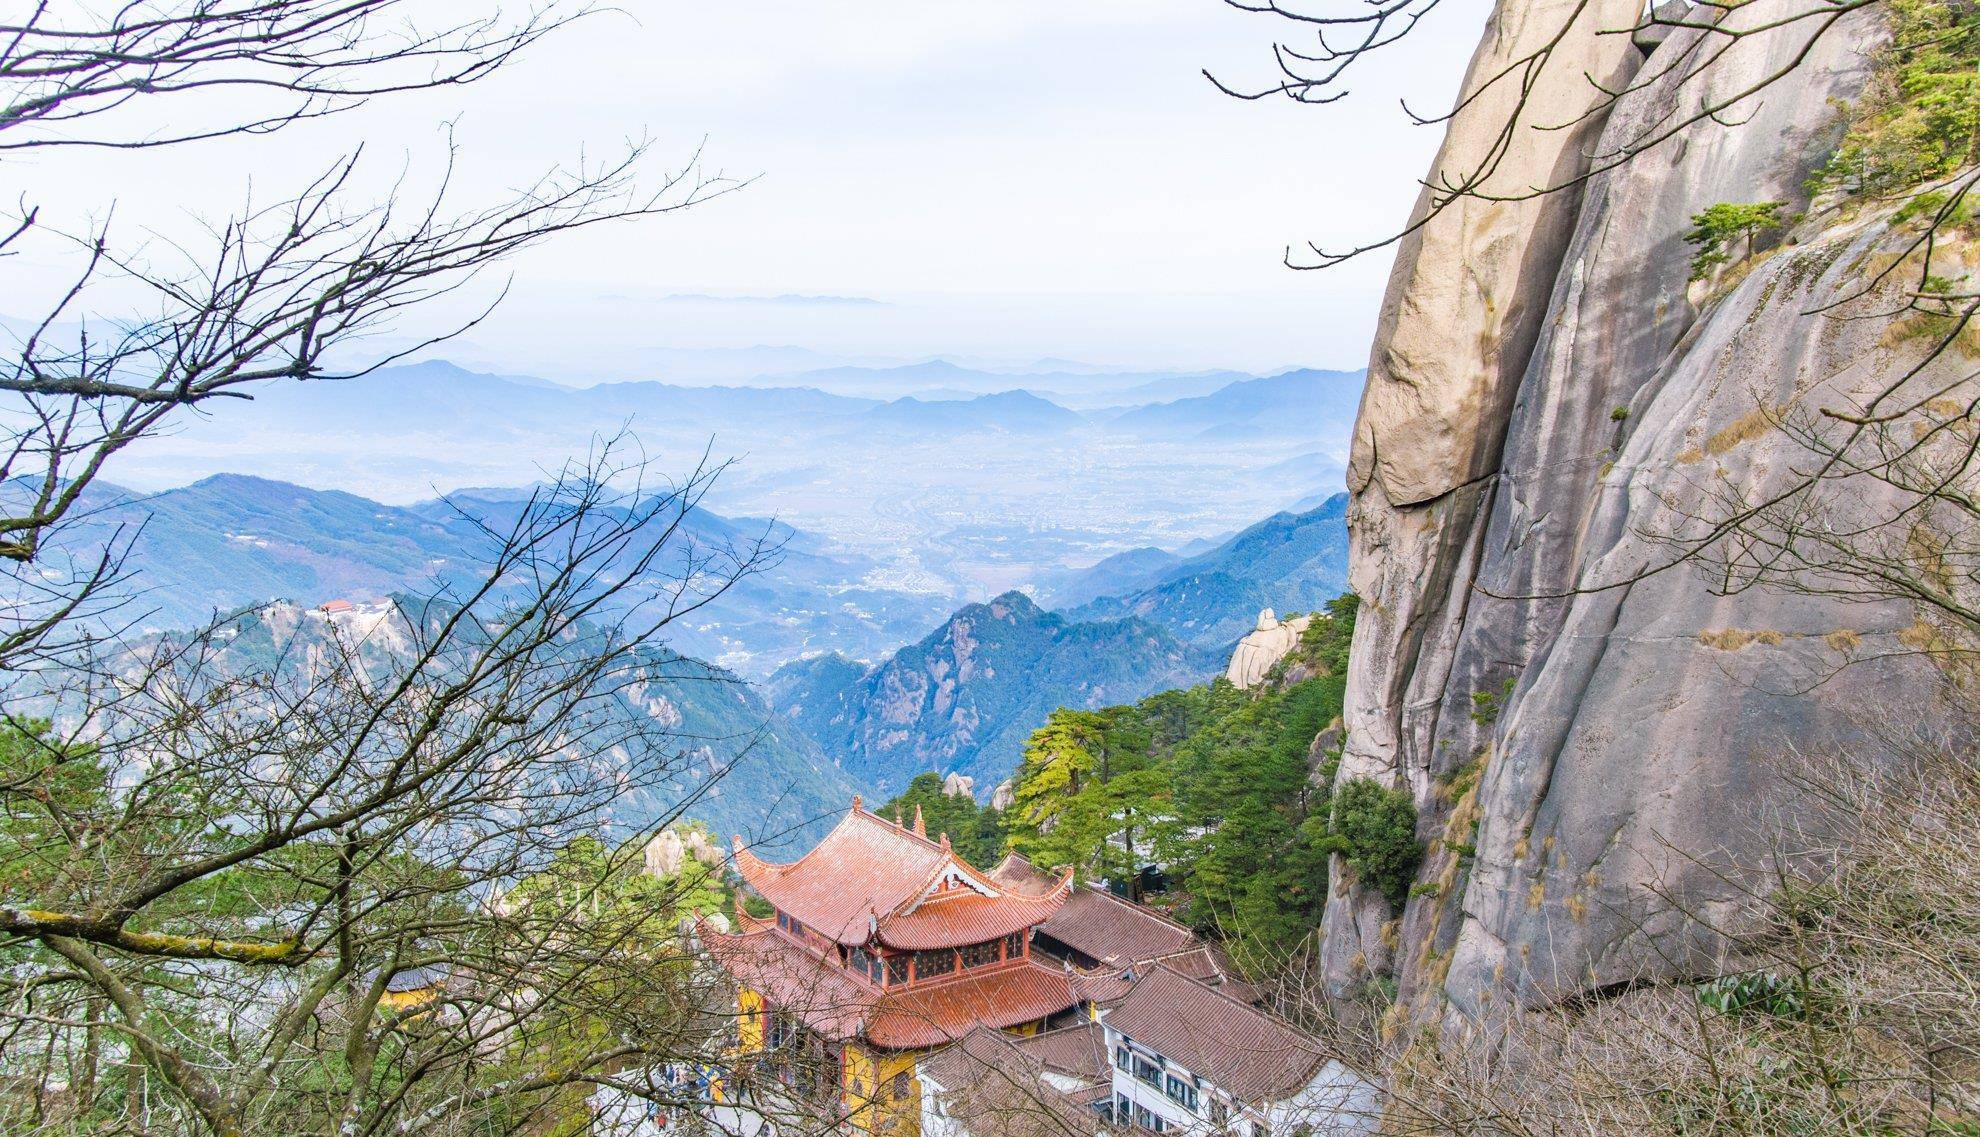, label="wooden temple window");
[886,954,910,986]
[958,940,999,970]
[849,946,884,985]
[912,948,957,980]
[1002,931,1026,958]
